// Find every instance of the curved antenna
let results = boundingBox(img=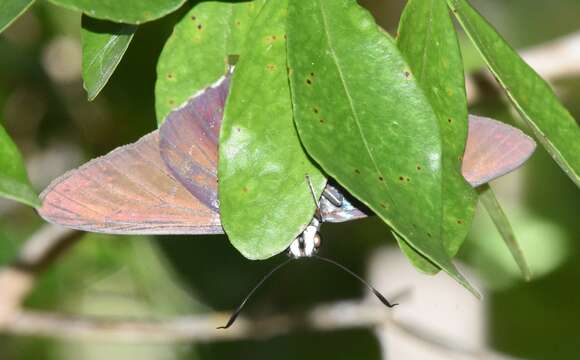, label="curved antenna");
[313,254,398,308]
[217,258,294,329]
